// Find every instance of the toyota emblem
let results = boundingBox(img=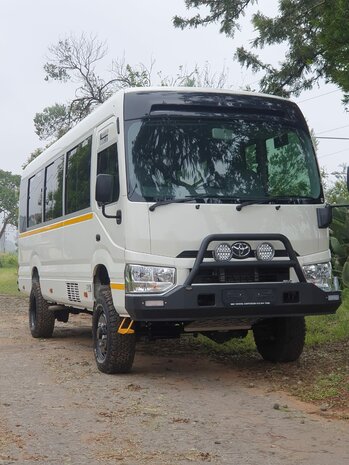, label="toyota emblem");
[231,242,251,259]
